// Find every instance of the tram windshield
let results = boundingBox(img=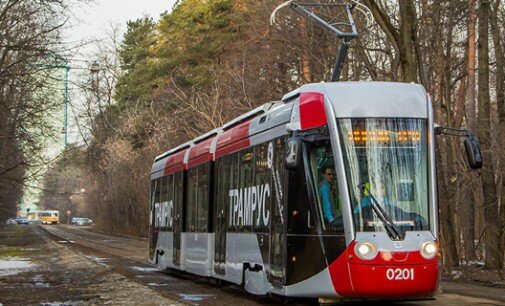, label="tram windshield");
[338,118,430,235]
